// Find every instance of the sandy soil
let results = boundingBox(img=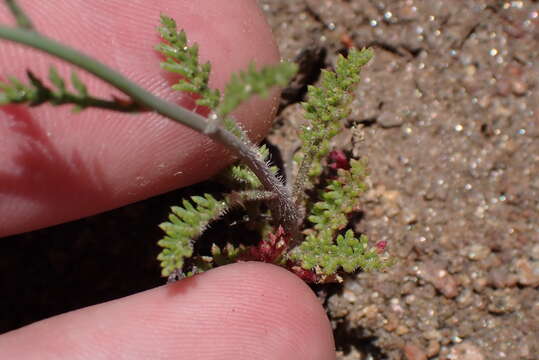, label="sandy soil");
[262,0,539,359]
[1,1,538,359]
